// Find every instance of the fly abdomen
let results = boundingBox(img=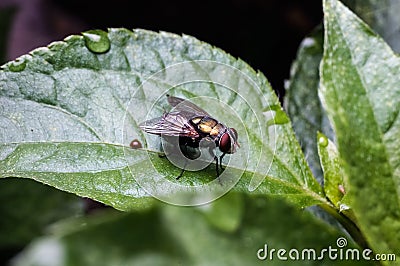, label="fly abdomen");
[179,136,201,160]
